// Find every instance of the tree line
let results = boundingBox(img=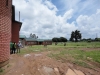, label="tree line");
[52,37,67,42]
[52,30,100,42]
[52,30,82,42]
